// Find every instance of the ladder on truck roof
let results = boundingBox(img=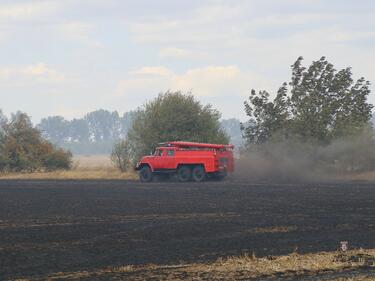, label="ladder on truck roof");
[158,141,234,150]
